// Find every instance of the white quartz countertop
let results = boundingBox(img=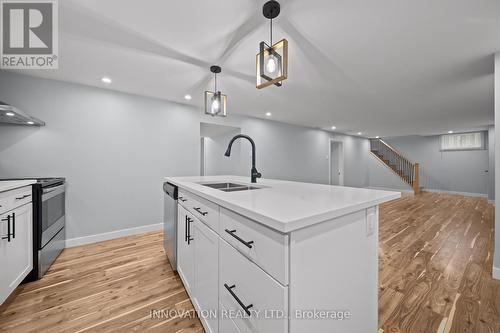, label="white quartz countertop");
[165,175,401,233]
[0,180,36,192]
